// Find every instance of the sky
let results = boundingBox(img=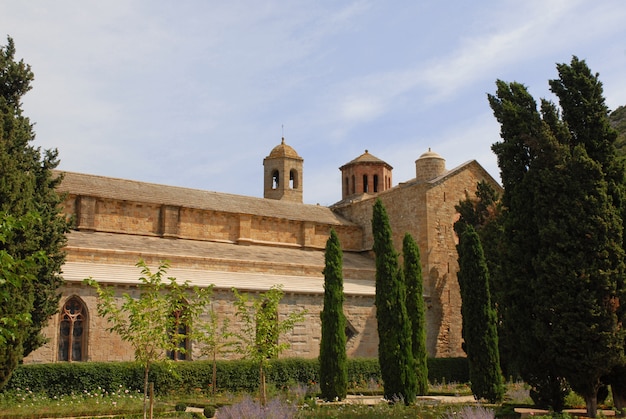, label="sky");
[2,1,626,206]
